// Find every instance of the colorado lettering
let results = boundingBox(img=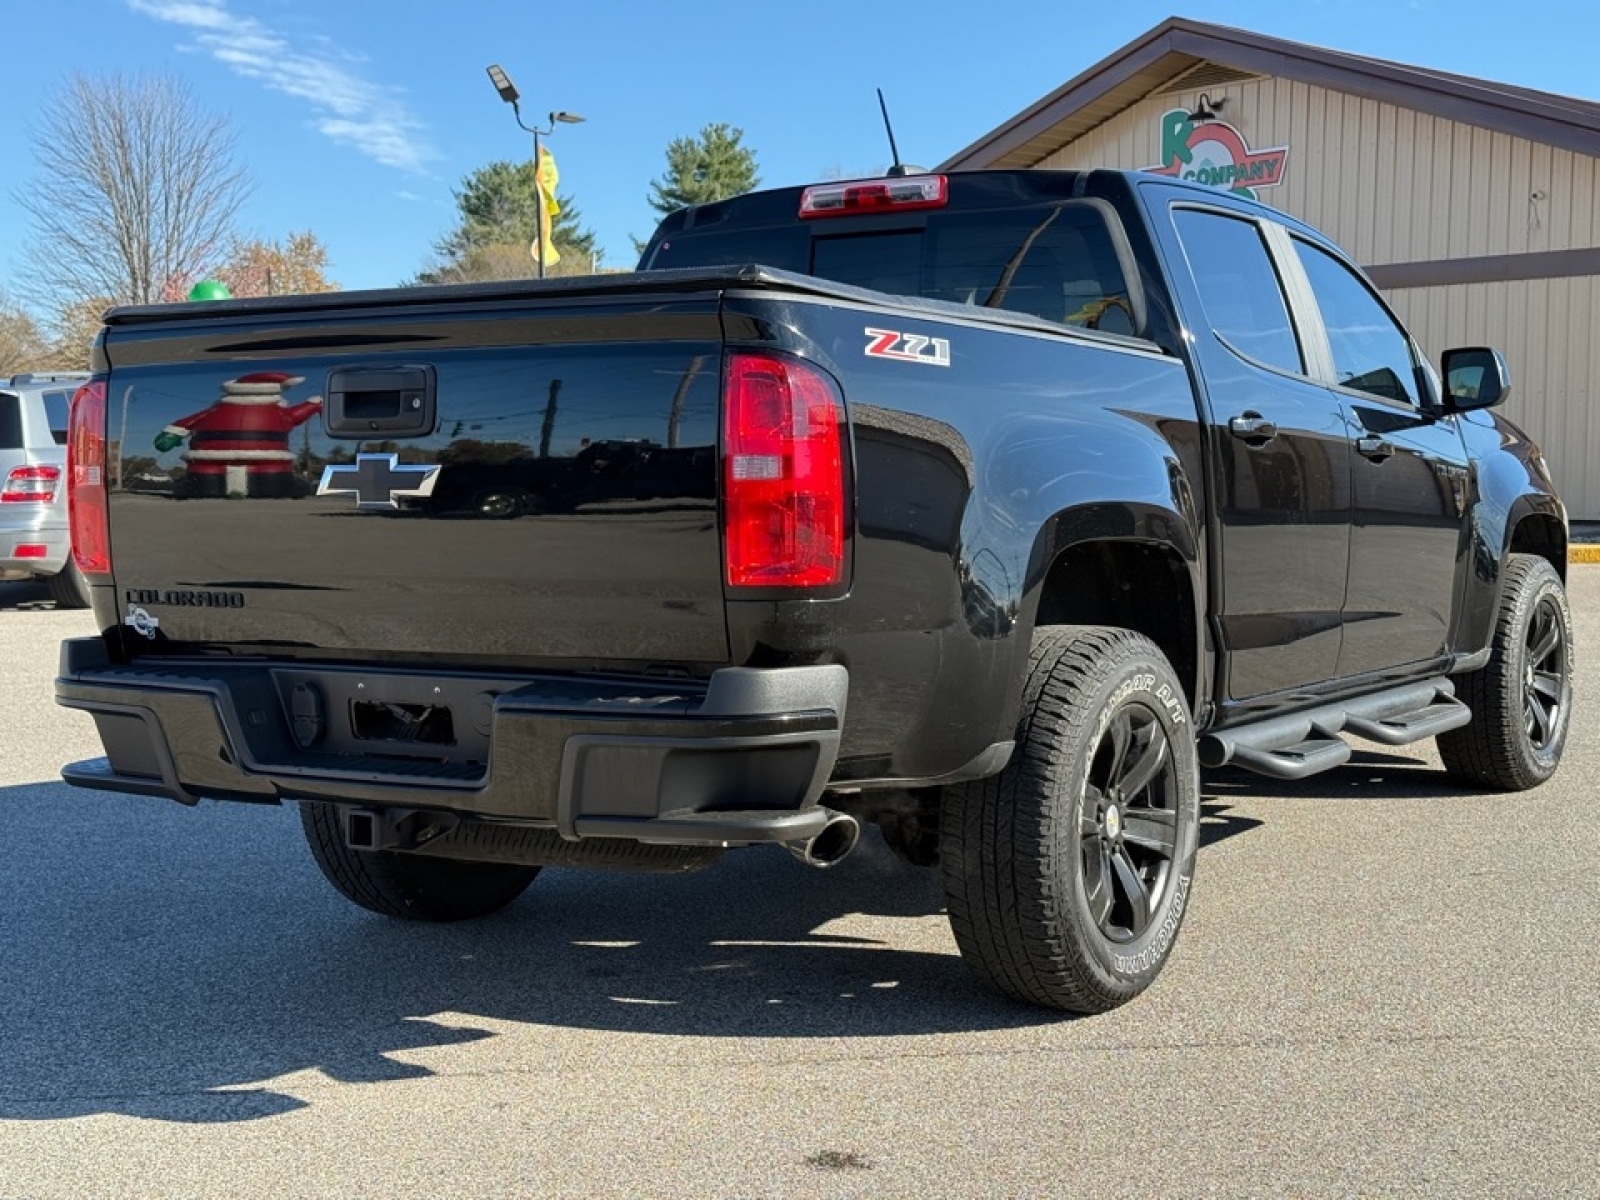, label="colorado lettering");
[124,589,247,608]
